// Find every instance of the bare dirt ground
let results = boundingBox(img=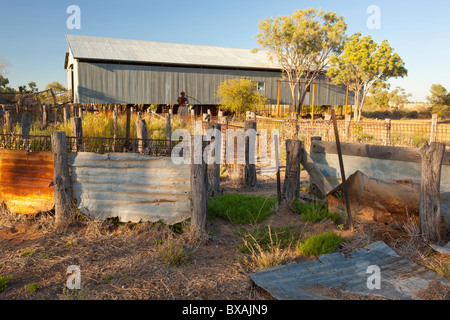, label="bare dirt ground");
[0,170,449,300]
